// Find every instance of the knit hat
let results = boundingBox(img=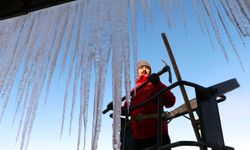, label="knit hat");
[137,60,151,70]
